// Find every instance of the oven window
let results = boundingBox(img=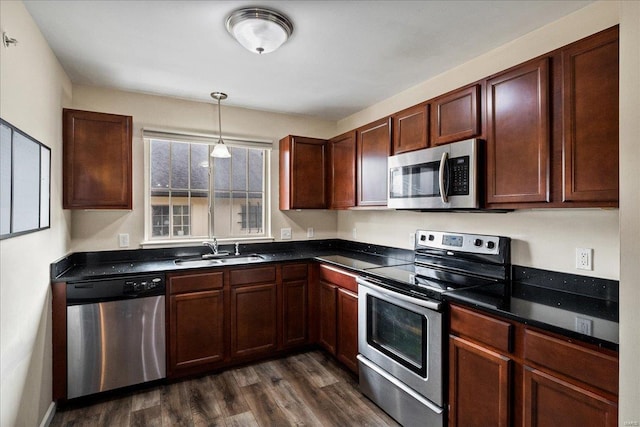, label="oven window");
[367,295,427,376]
